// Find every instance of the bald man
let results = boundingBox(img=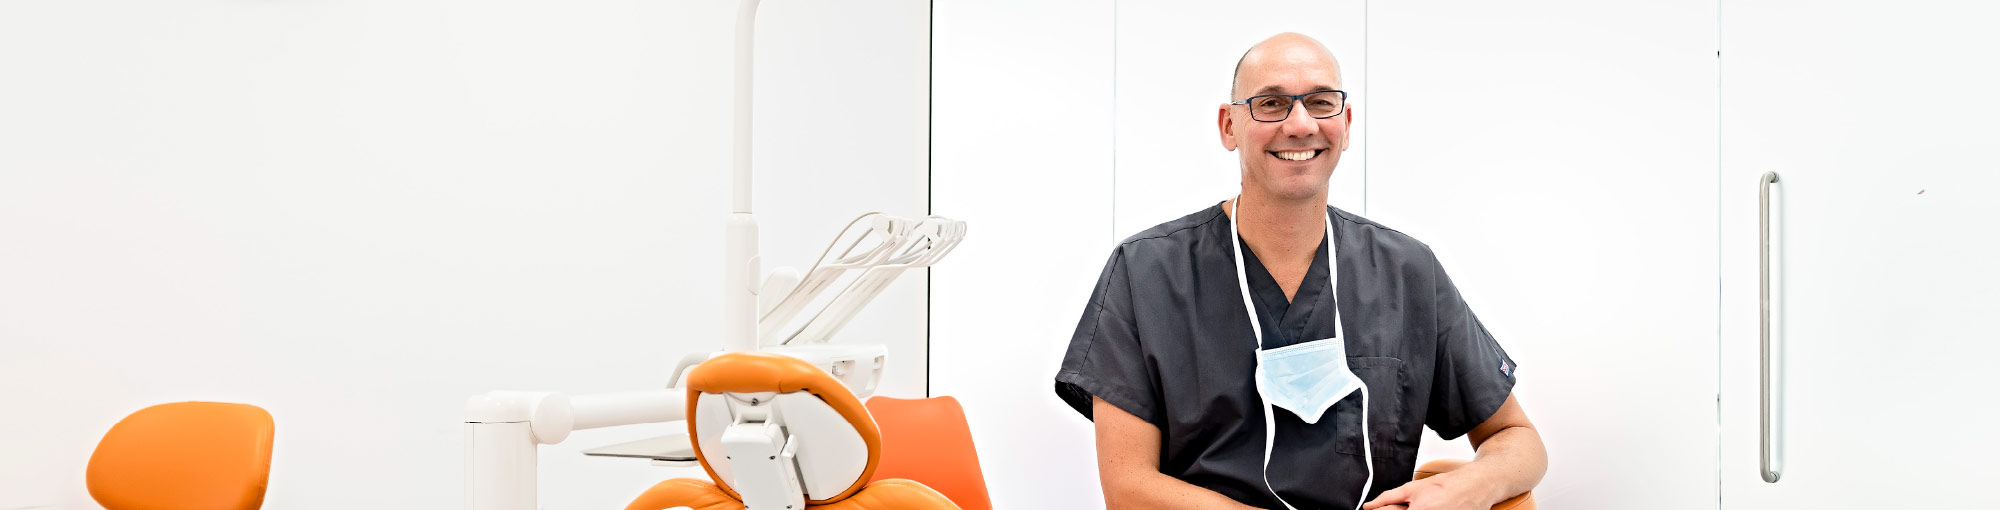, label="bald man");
[1054,33,1546,510]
